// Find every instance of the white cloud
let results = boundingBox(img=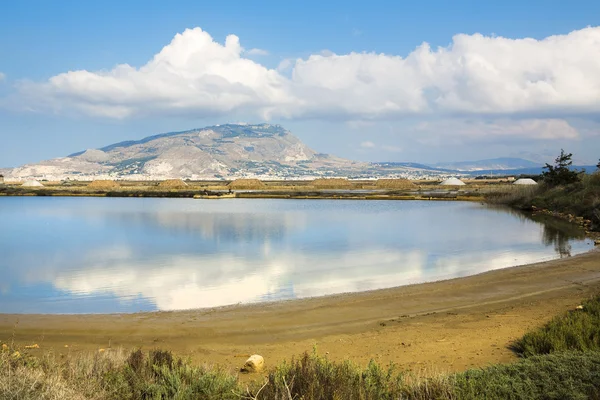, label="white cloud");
[0,72,5,82]
[9,26,600,125]
[360,141,375,148]
[414,118,579,146]
[14,28,296,119]
[277,58,294,72]
[246,48,269,56]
